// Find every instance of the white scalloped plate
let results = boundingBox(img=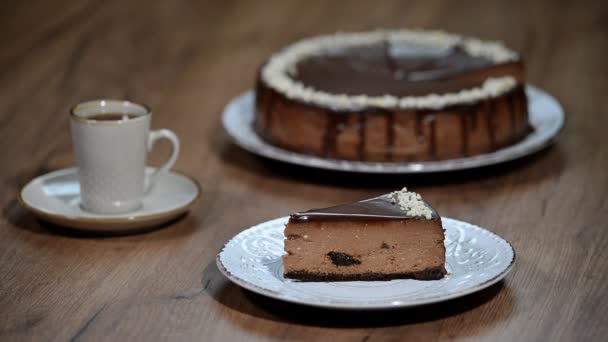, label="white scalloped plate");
[217,216,515,310]
[222,85,563,173]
